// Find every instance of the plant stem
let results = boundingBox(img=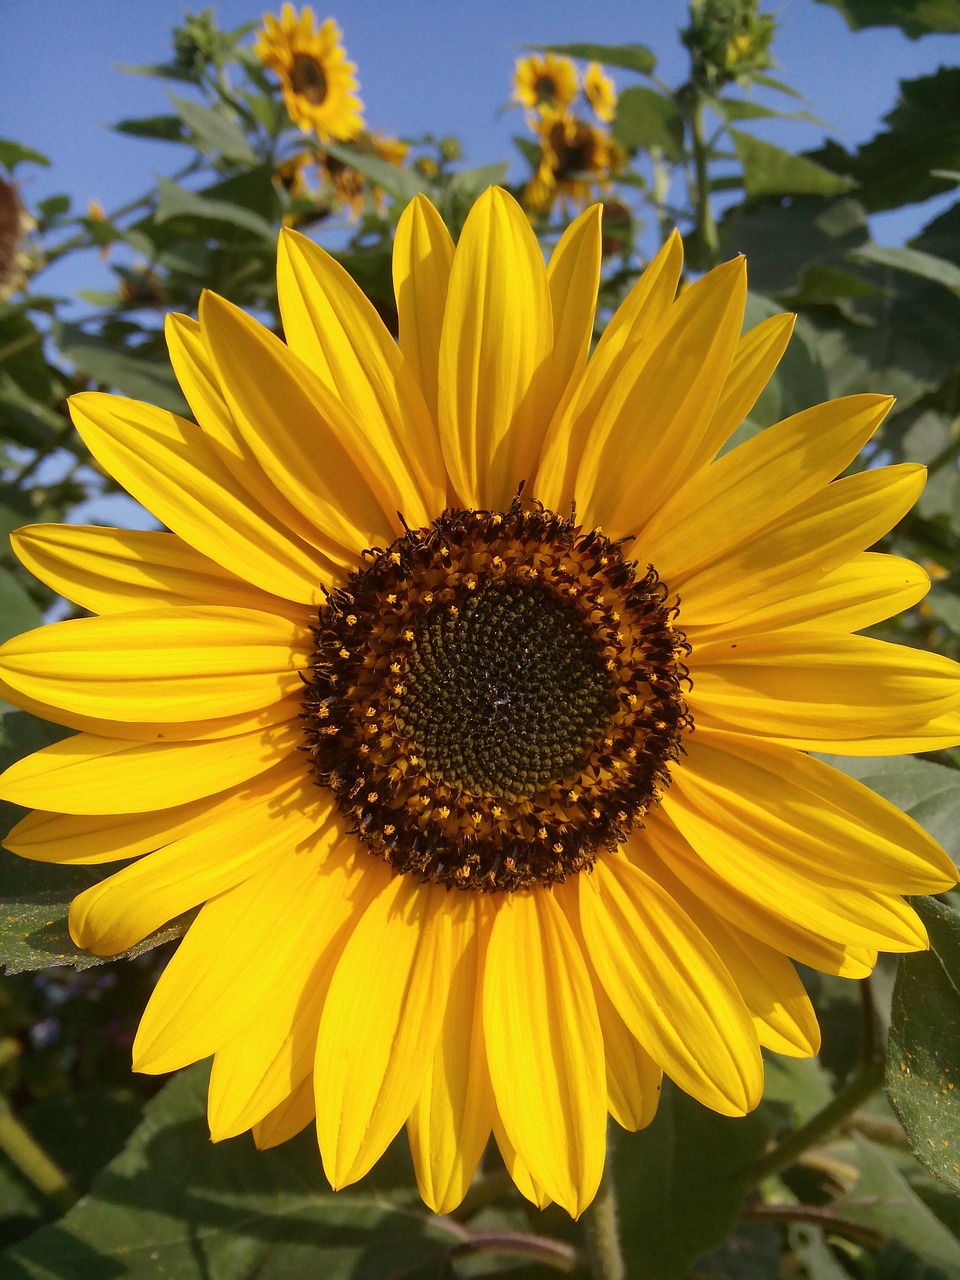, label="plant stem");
[0,1097,77,1215]
[449,1230,578,1272]
[689,93,719,267]
[581,1140,626,1280]
[752,977,884,1183]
